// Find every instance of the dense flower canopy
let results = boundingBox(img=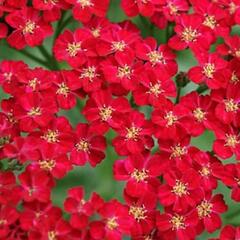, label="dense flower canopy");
[0,0,240,239]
